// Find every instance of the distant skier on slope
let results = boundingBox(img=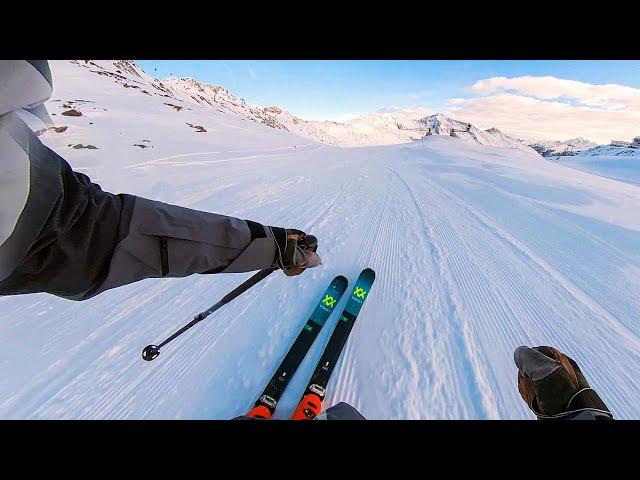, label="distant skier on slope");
[239,344,614,420]
[0,60,320,300]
